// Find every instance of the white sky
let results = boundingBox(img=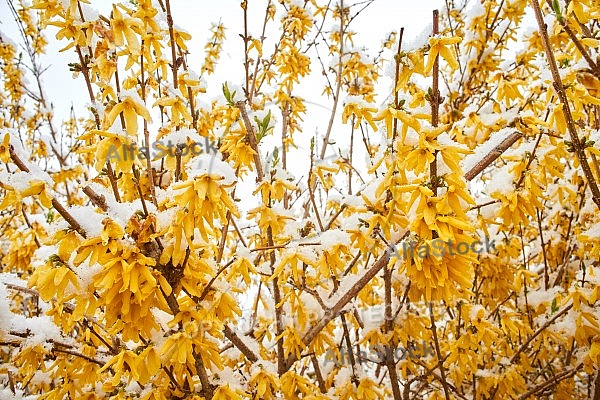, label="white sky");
[0,0,445,123]
[0,0,446,207]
